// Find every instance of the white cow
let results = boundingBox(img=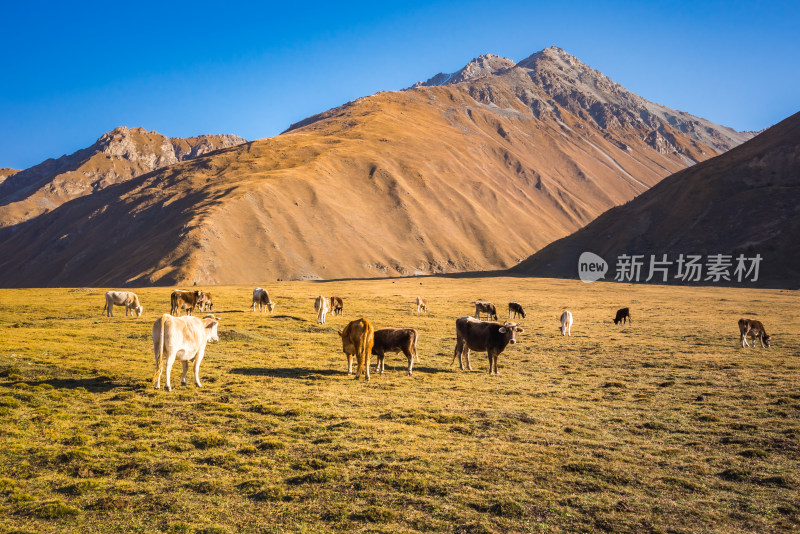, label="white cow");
[252,288,275,313]
[105,291,143,317]
[152,314,219,391]
[416,296,428,313]
[315,295,329,324]
[560,310,573,336]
